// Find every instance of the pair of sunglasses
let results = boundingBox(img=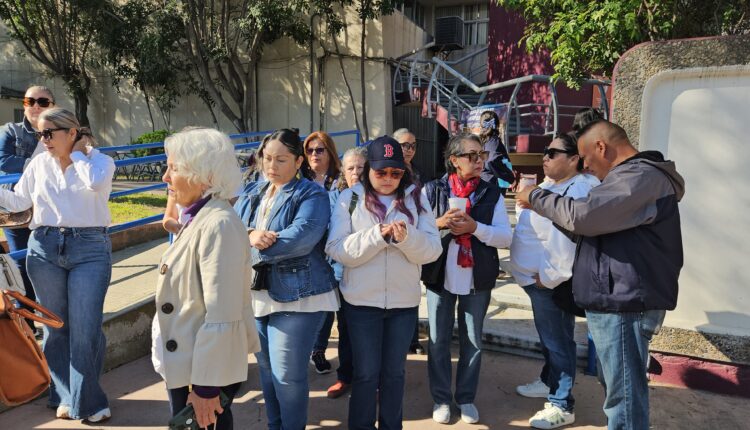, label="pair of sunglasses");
[456,151,490,163]
[400,143,416,151]
[543,147,576,159]
[23,97,53,108]
[373,169,405,180]
[306,147,326,156]
[34,127,69,141]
